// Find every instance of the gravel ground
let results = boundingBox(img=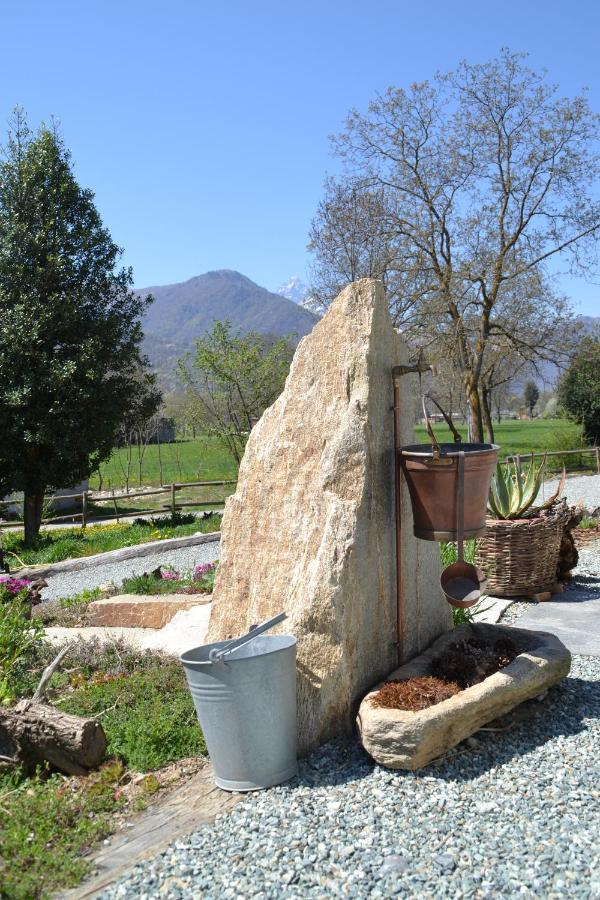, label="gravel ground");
[101,655,599,900]
[40,540,221,600]
[538,473,600,514]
